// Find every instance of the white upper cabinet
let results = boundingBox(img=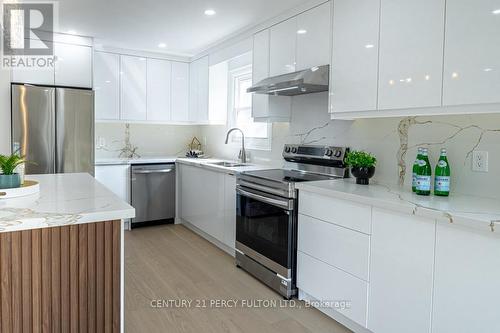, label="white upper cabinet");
[120,55,147,121]
[94,51,120,120]
[443,0,500,106]
[147,58,172,122]
[171,62,190,122]
[252,29,270,119]
[330,0,380,113]
[189,56,209,123]
[11,39,55,85]
[269,18,297,76]
[54,42,92,88]
[368,208,435,333]
[377,0,445,110]
[296,2,332,70]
